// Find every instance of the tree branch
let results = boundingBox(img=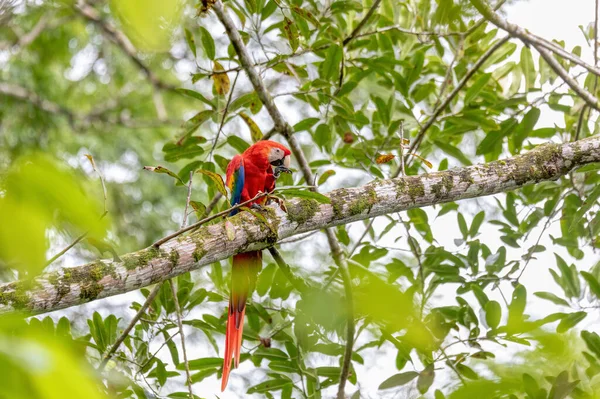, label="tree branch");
[474,0,600,112]
[1,137,599,315]
[469,0,600,83]
[74,1,177,92]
